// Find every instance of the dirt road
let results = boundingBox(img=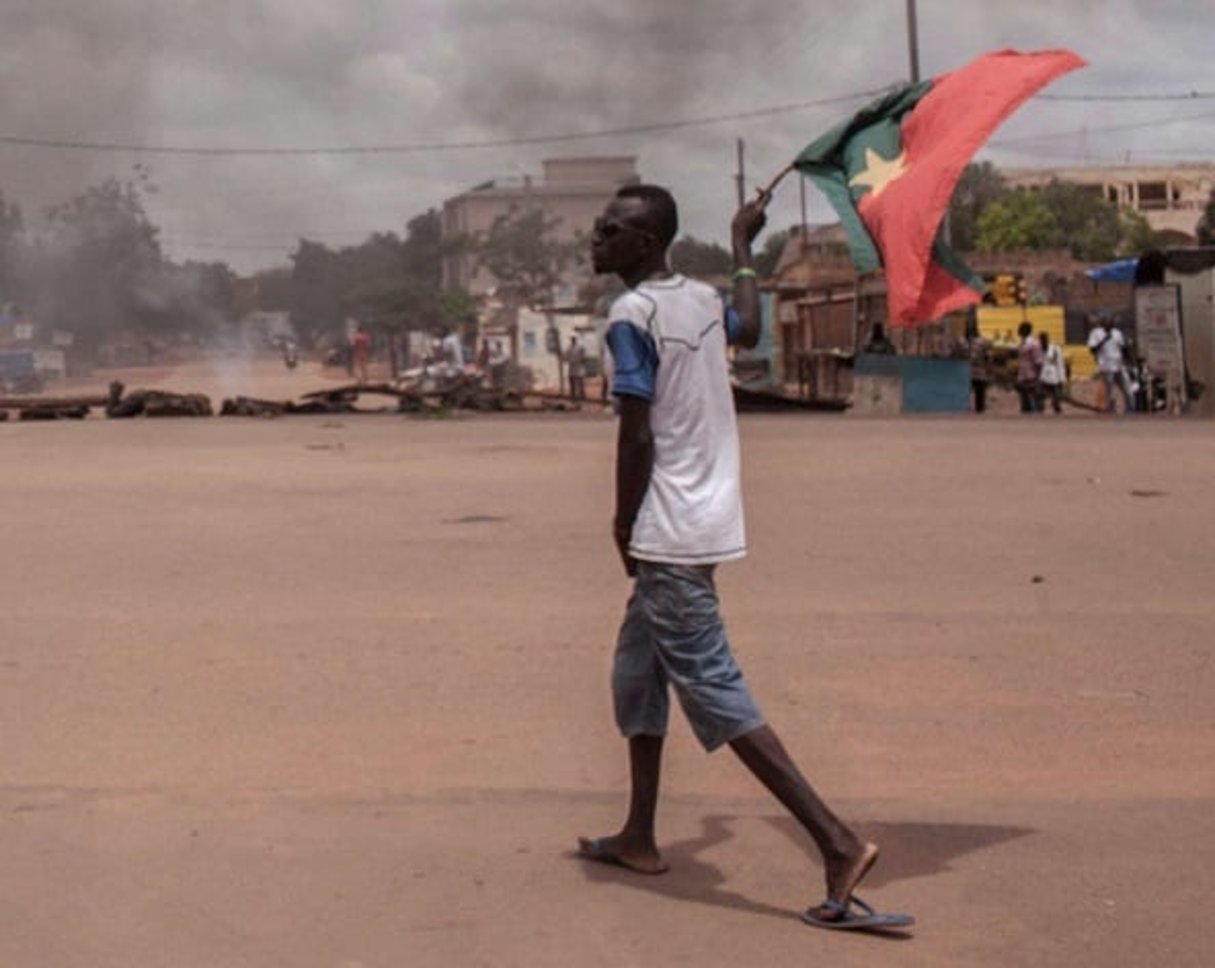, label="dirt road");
[1,389,1211,966]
